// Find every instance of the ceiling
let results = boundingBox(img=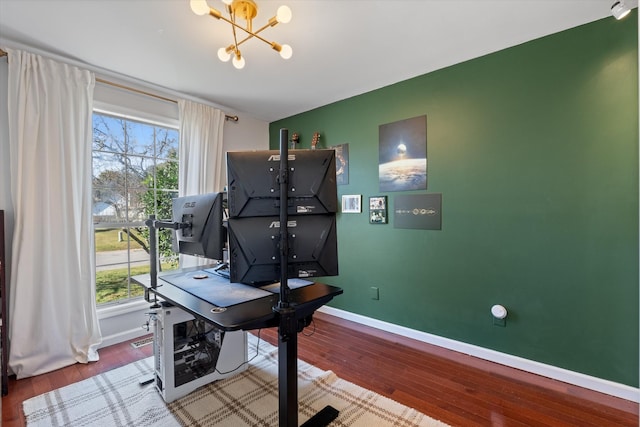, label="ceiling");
[0,0,635,122]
